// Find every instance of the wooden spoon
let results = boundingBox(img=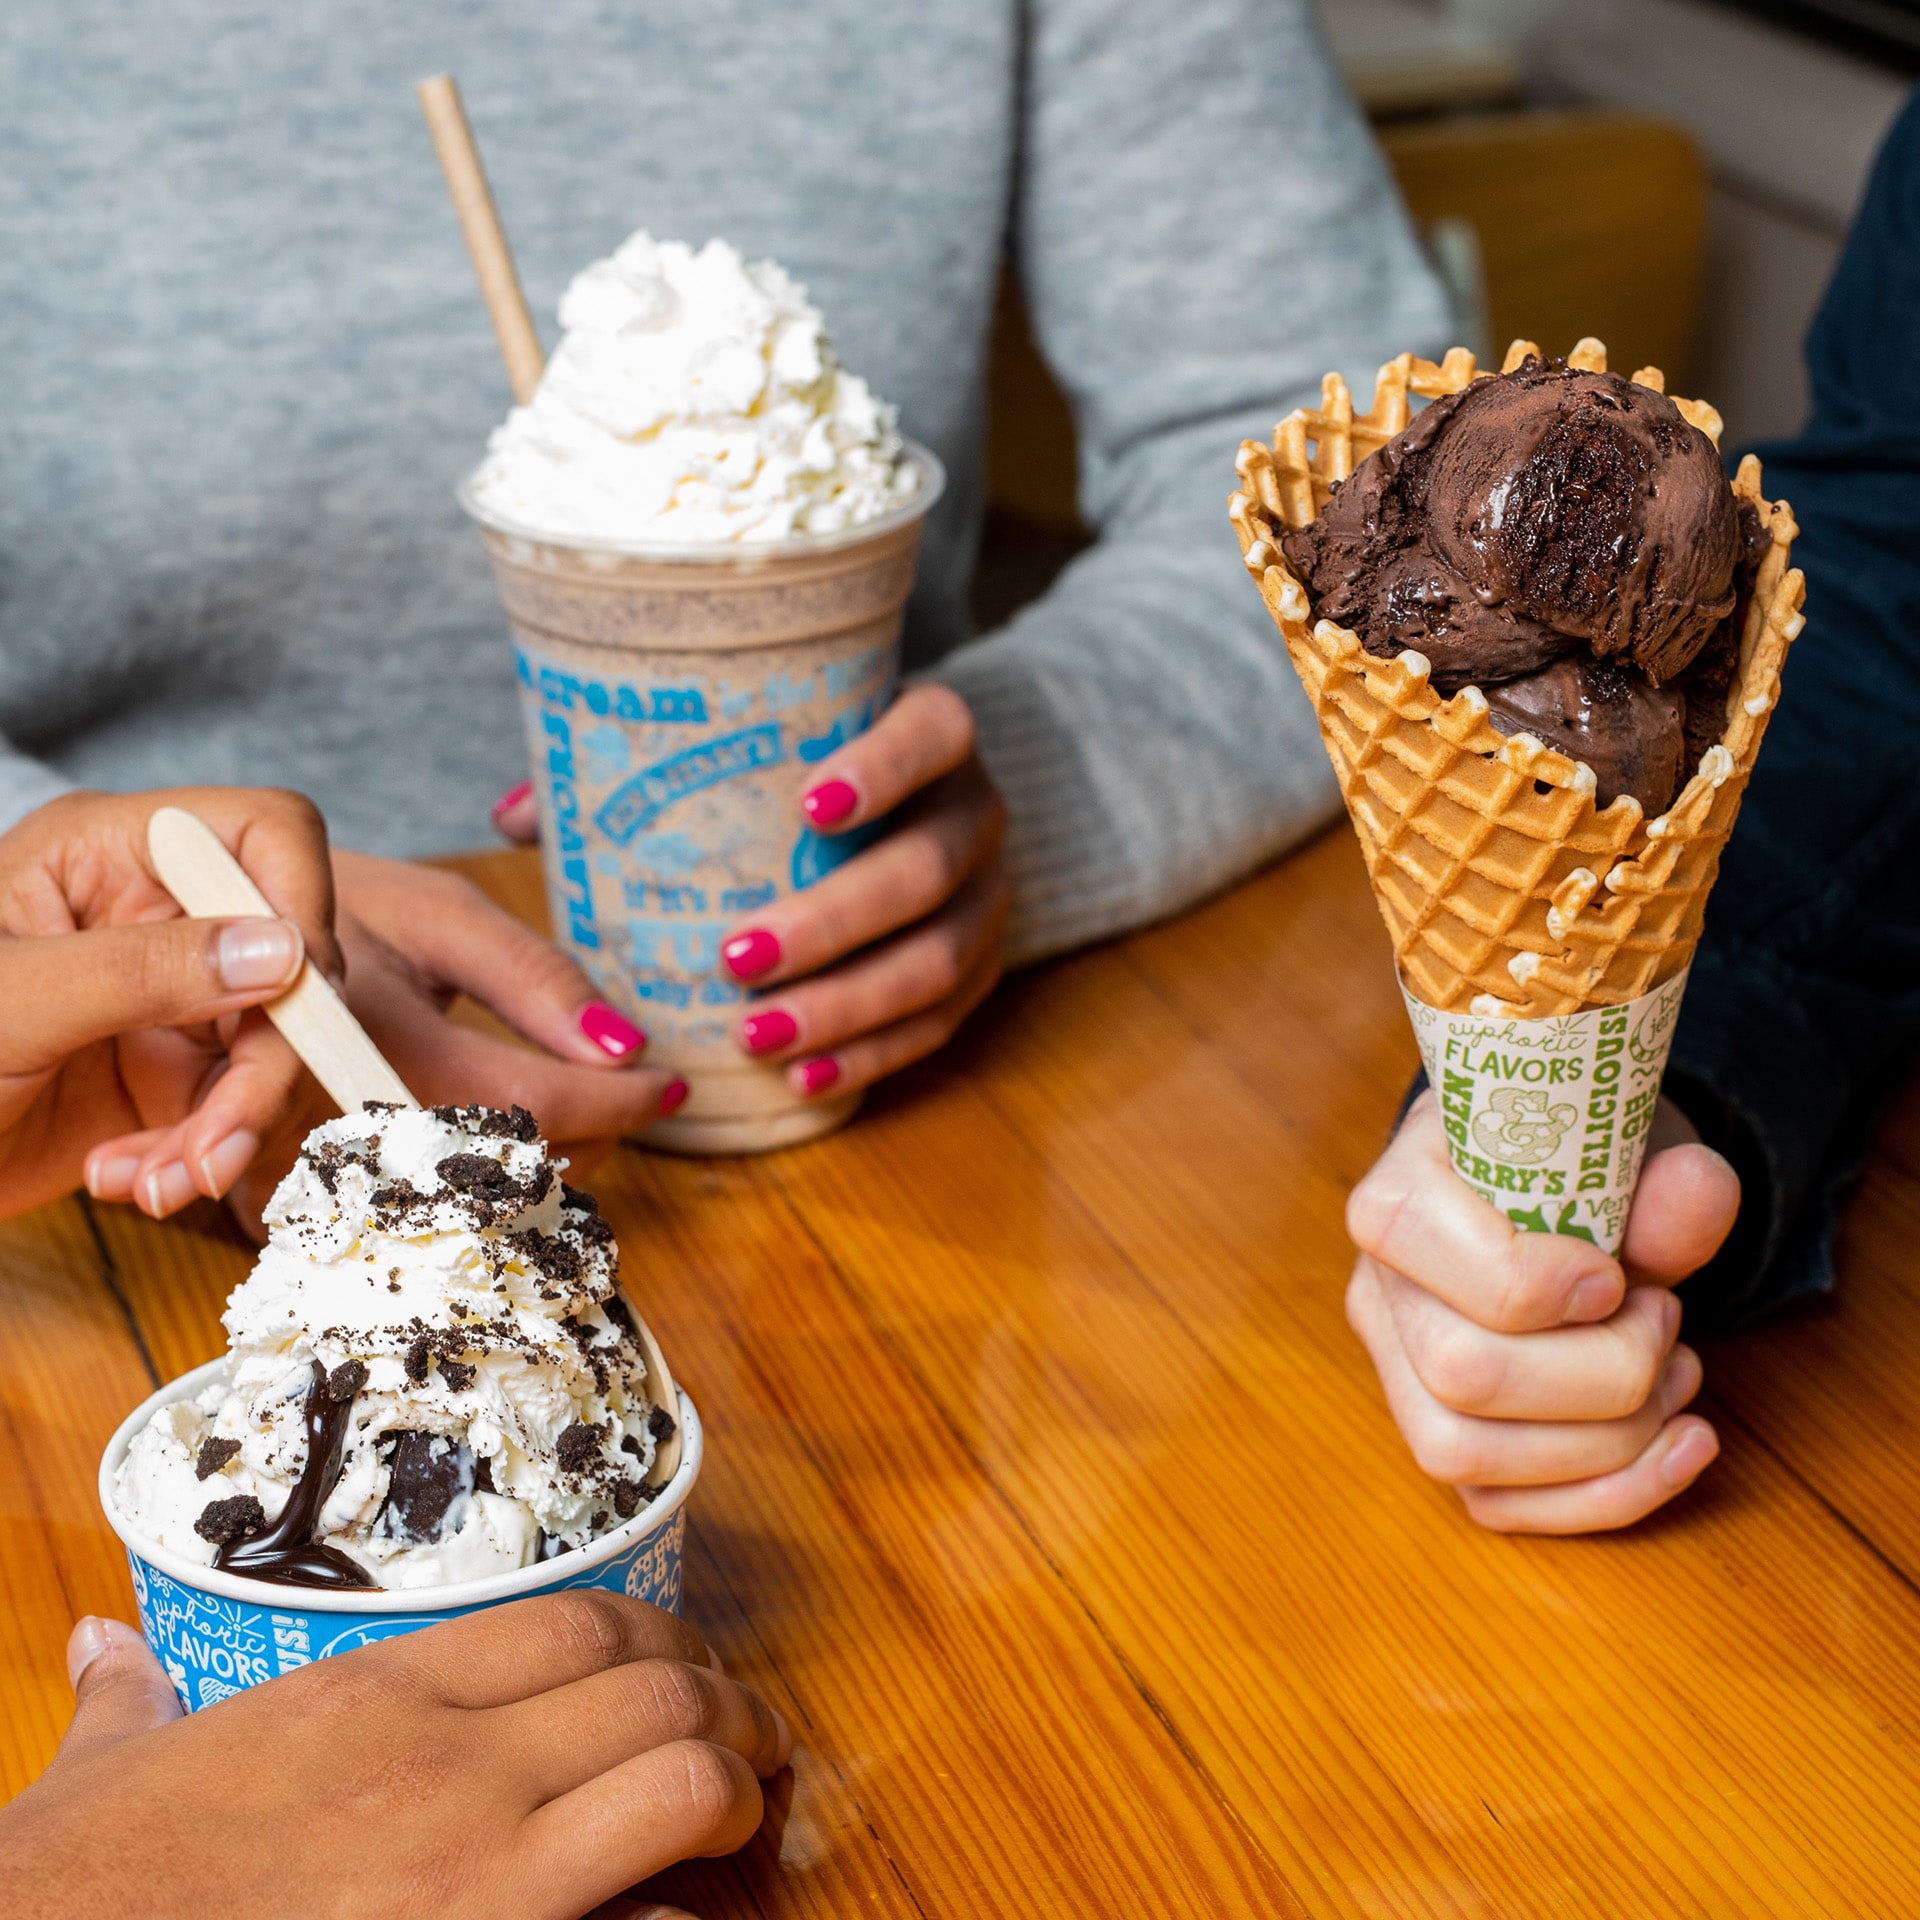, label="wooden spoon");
[147,805,415,1111]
